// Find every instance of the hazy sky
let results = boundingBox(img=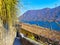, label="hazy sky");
[18,0,60,16]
